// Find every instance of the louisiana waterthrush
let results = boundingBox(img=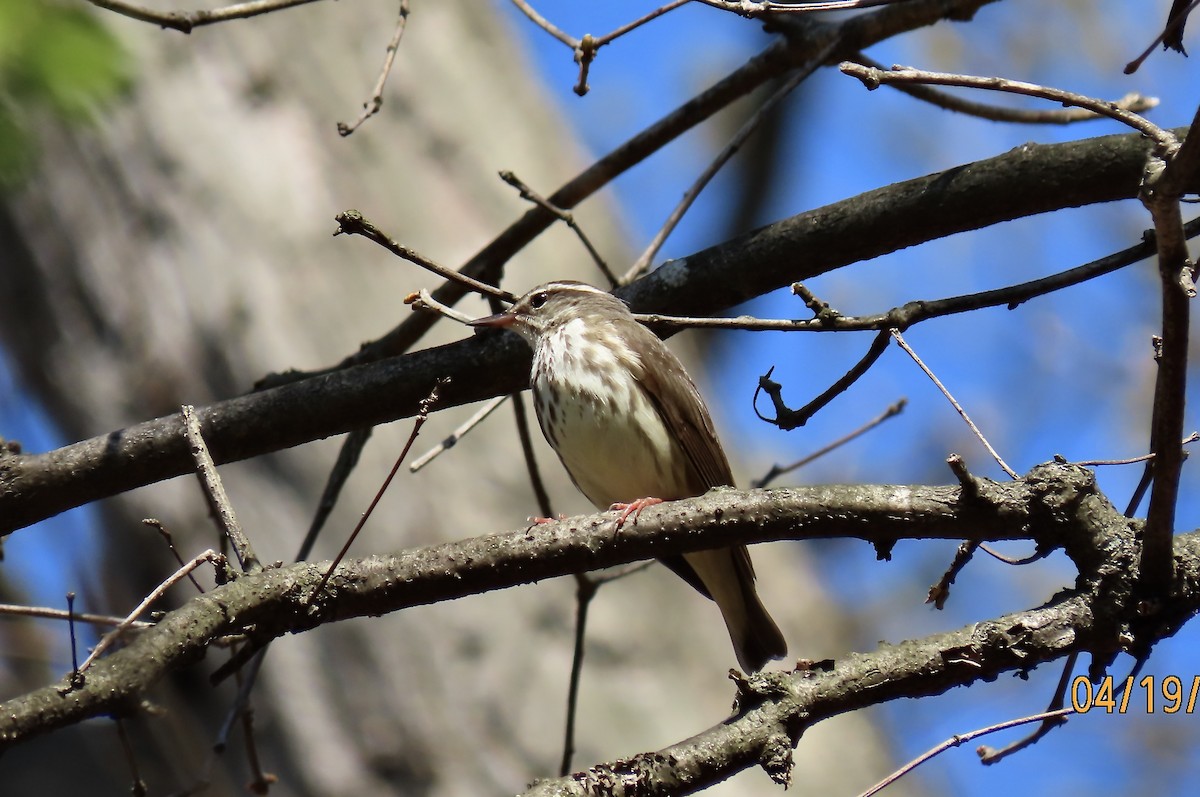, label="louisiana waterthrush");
[471,281,786,672]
